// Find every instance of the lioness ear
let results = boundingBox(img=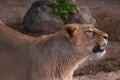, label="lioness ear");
[62,24,79,44]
